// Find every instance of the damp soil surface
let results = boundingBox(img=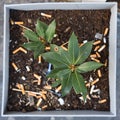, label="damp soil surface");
[8,9,111,112]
